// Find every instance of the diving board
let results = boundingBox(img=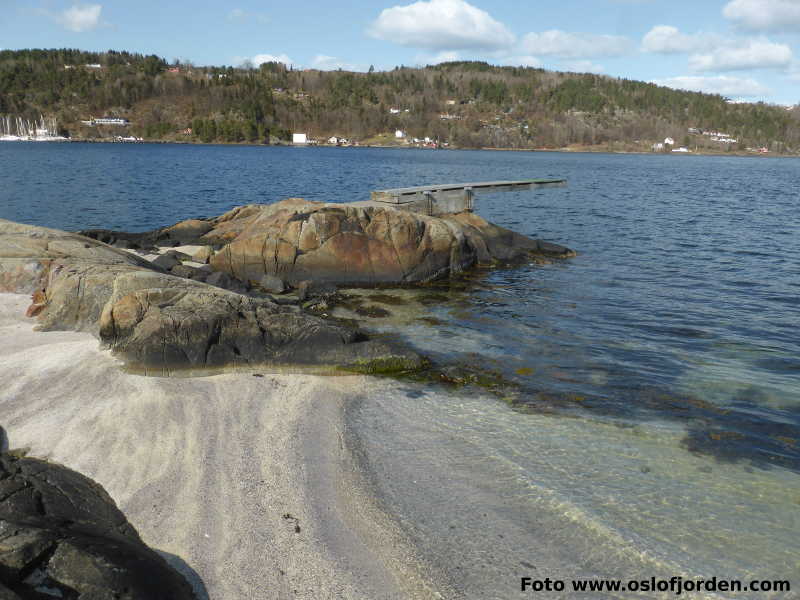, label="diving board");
[369,179,566,216]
